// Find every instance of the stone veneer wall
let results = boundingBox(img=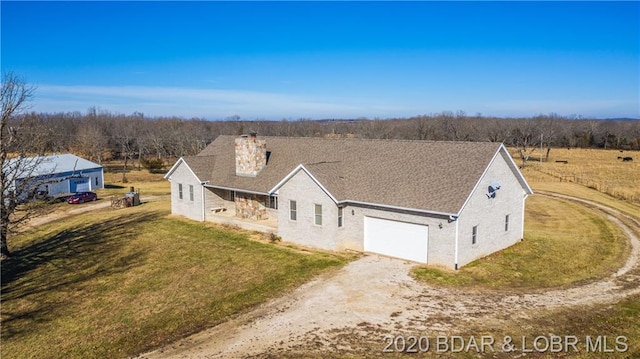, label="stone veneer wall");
[235,193,269,220]
[235,135,267,177]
